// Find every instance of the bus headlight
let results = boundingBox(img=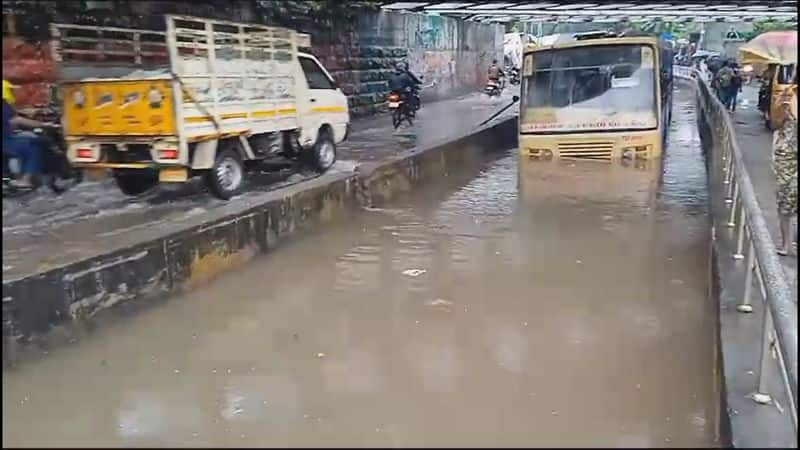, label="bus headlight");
[527,148,552,159]
[622,148,634,159]
[622,145,652,160]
